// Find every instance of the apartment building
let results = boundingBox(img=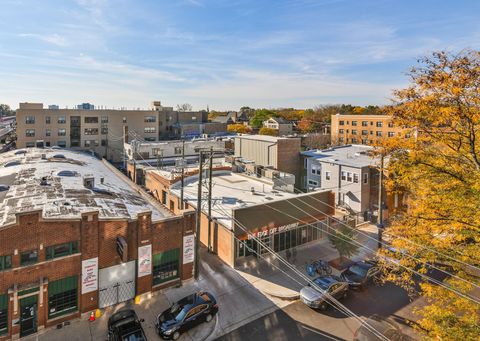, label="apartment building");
[16,101,225,162]
[0,149,194,340]
[330,114,409,146]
